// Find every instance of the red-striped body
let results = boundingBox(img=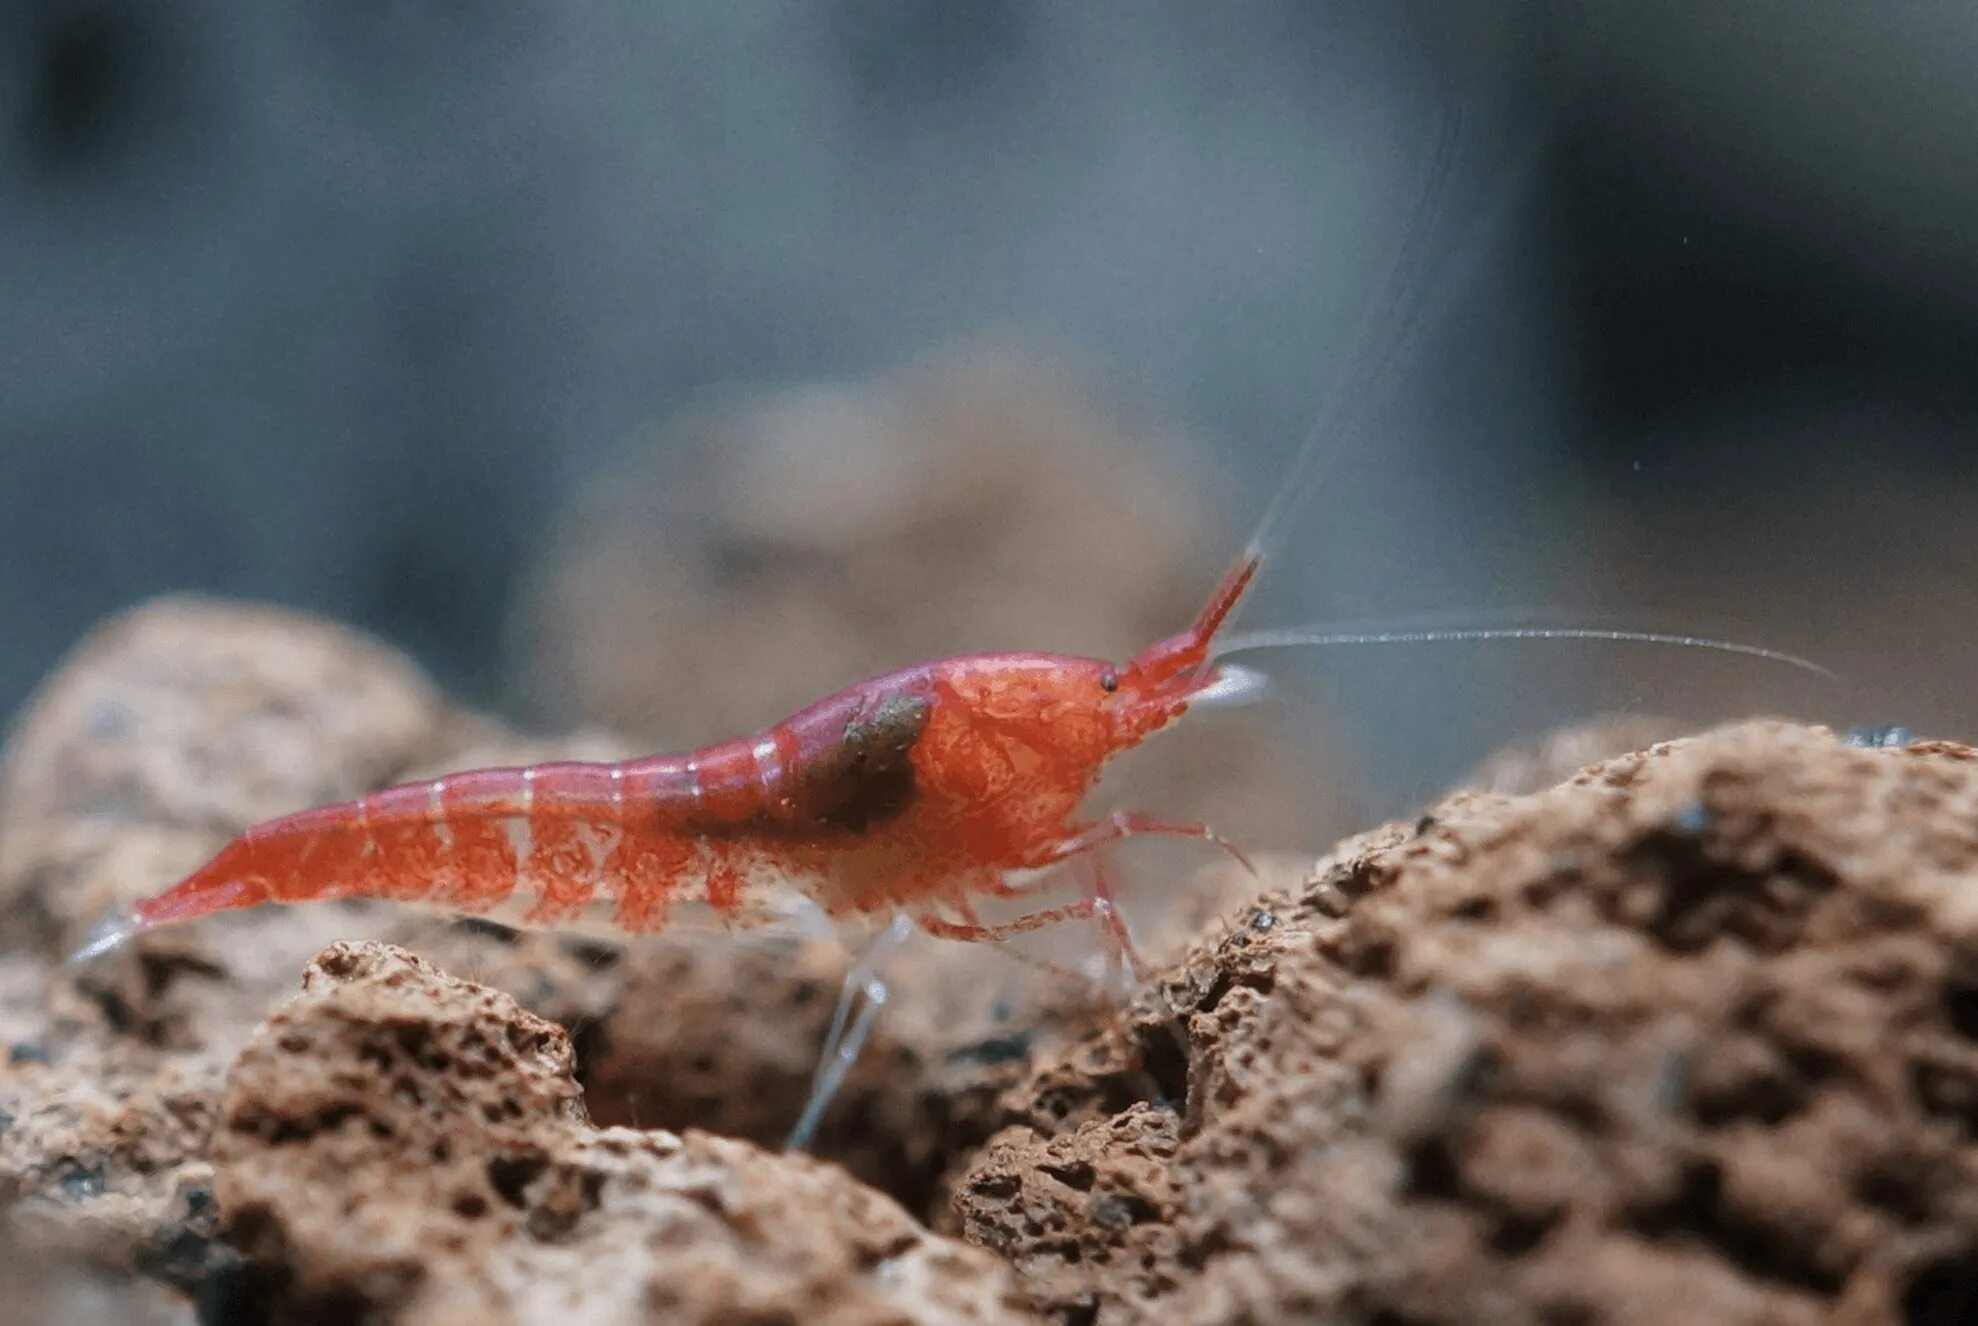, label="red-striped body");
[105,556,1261,951]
